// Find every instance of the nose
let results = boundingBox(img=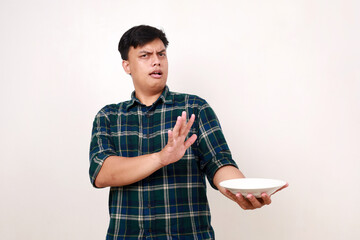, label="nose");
[152,55,160,66]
